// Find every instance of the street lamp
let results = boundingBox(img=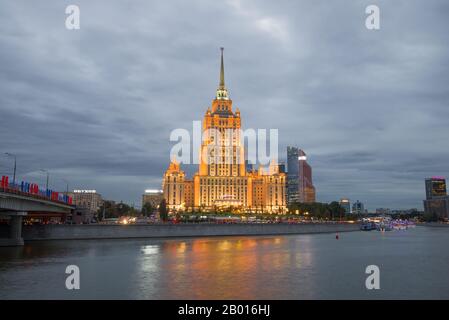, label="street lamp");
[4,153,16,185]
[40,169,49,190]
